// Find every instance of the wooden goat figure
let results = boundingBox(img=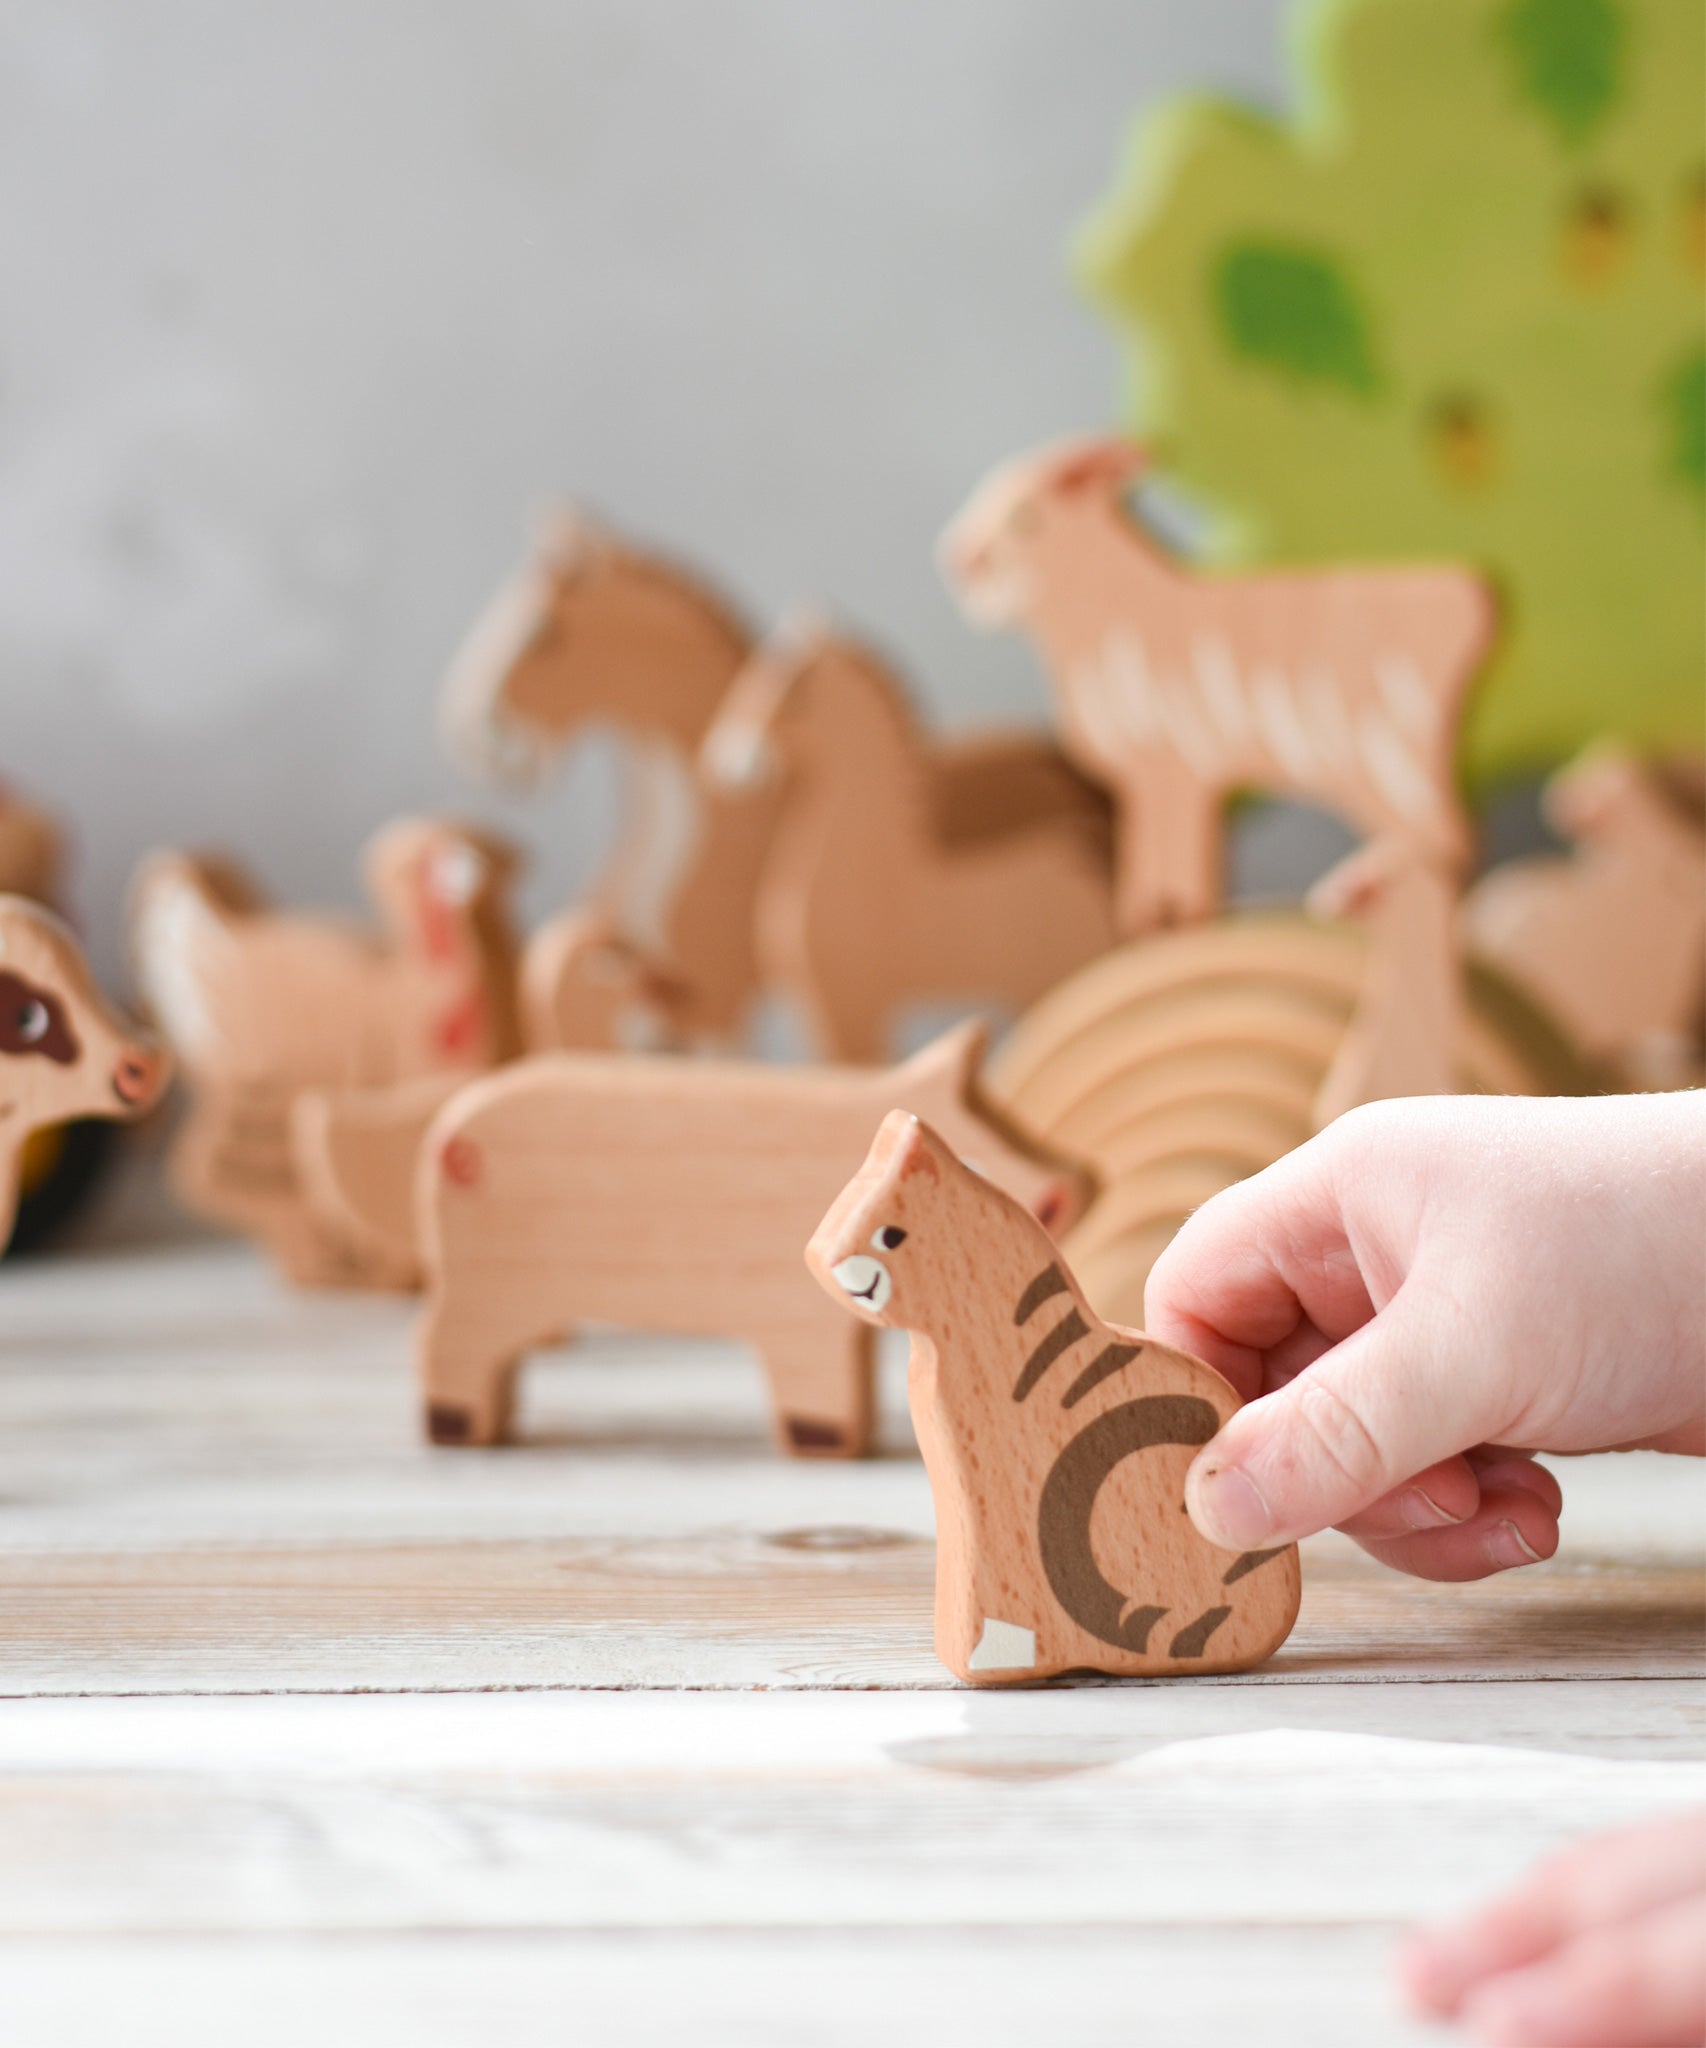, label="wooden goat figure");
[0,897,170,1250]
[132,819,522,1286]
[701,622,1117,1062]
[941,437,1495,933]
[806,1110,1300,1684]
